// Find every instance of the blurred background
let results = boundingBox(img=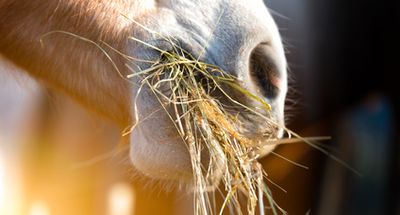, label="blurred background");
[263,0,399,214]
[0,1,399,215]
